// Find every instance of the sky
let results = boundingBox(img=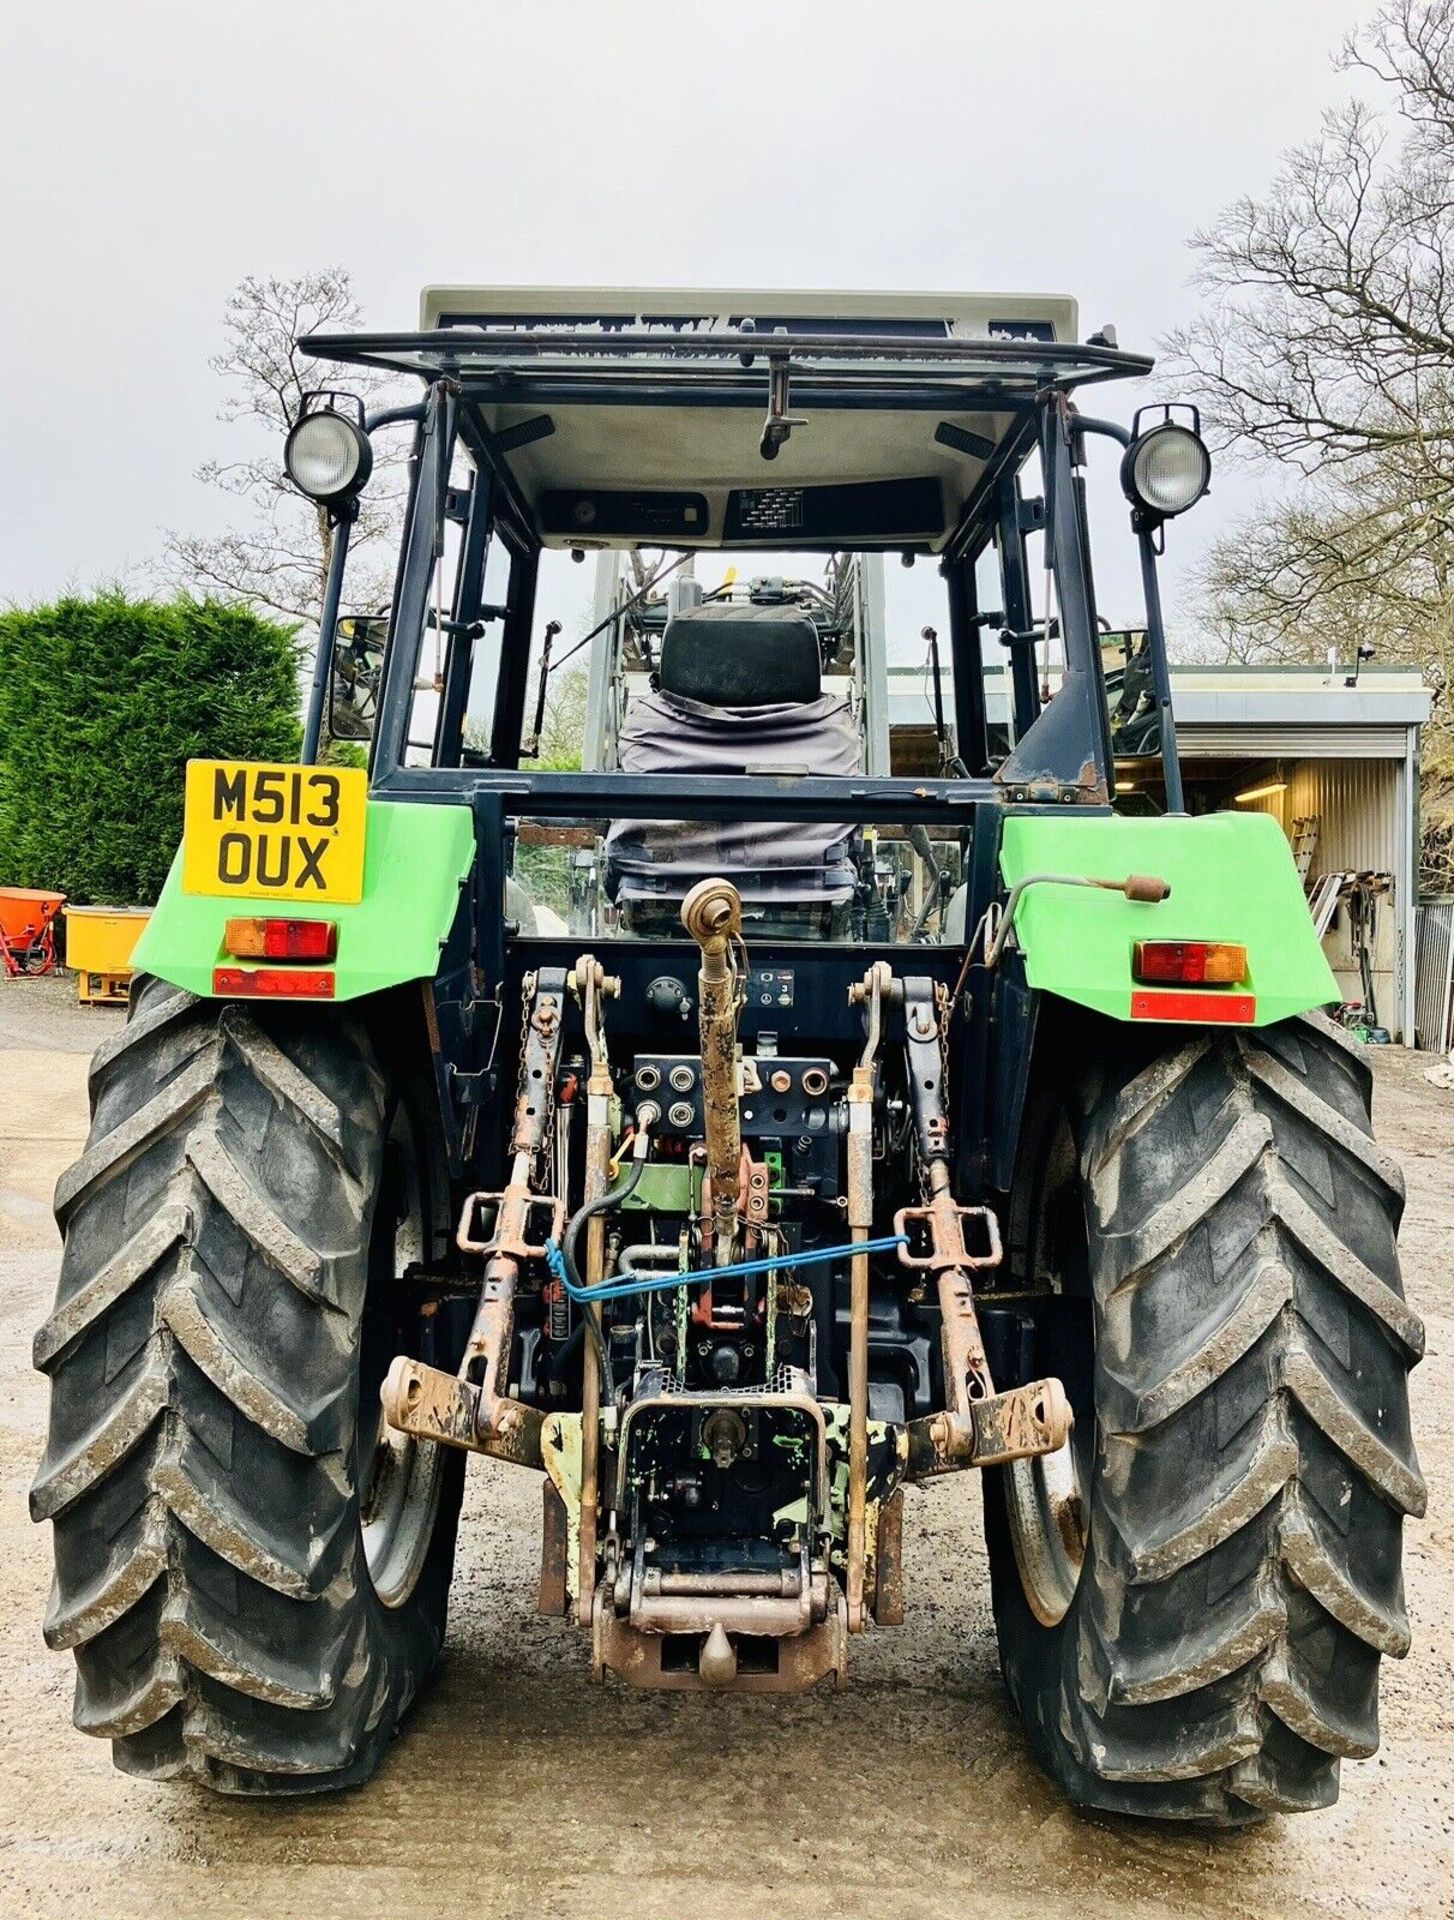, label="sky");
[0,0,1389,653]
